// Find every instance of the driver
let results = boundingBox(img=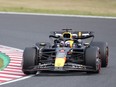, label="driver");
[59,40,74,48]
[62,32,74,48]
